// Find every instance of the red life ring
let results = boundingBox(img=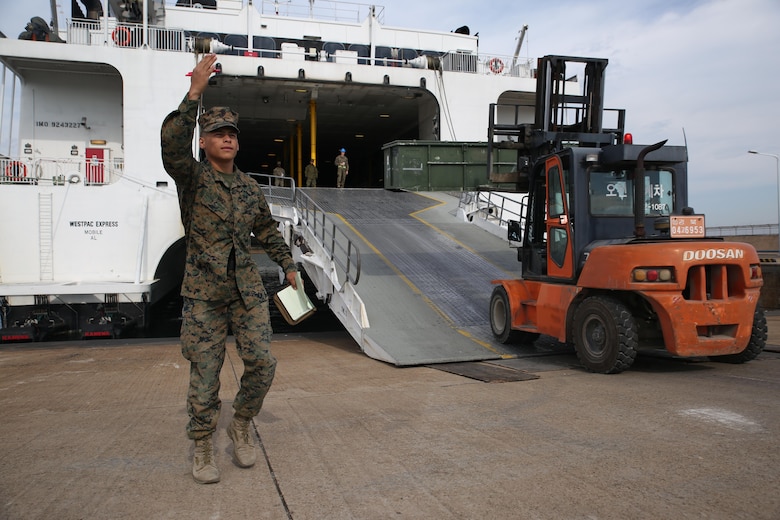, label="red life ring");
[488,57,504,74]
[5,161,27,180]
[112,27,132,46]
